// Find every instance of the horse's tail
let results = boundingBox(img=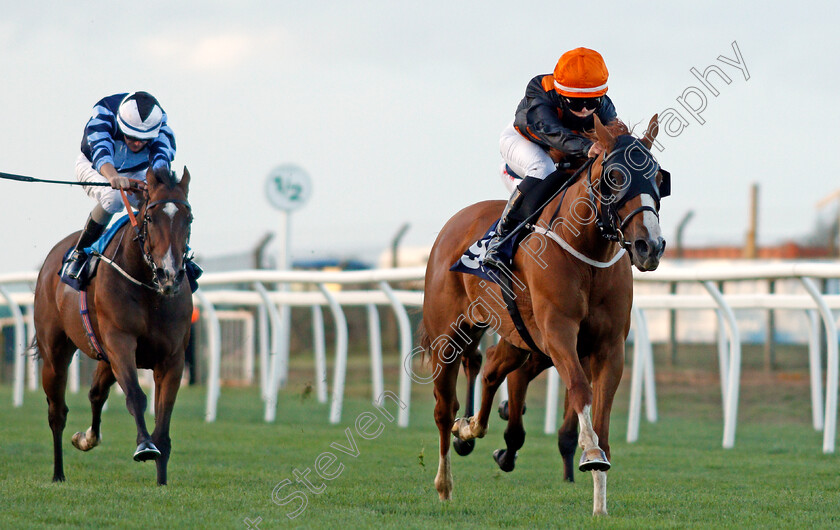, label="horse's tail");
[28,337,40,360]
[415,319,431,363]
